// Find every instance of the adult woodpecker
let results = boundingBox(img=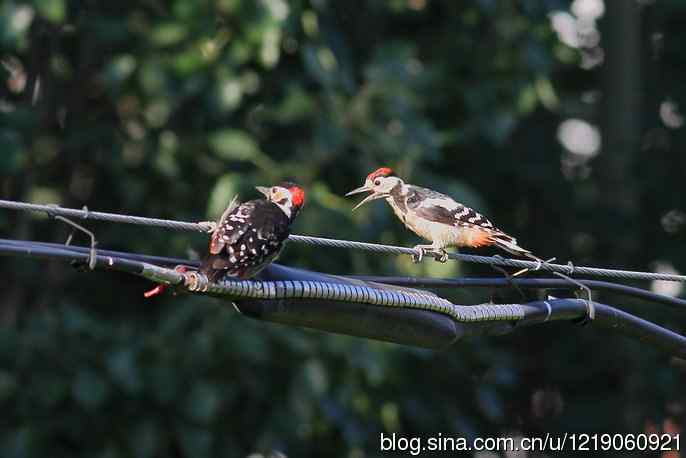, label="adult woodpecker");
[144,182,304,297]
[200,182,305,282]
[346,167,536,263]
